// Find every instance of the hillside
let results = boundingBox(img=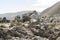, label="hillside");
[40,1,60,18]
[0,11,33,20]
